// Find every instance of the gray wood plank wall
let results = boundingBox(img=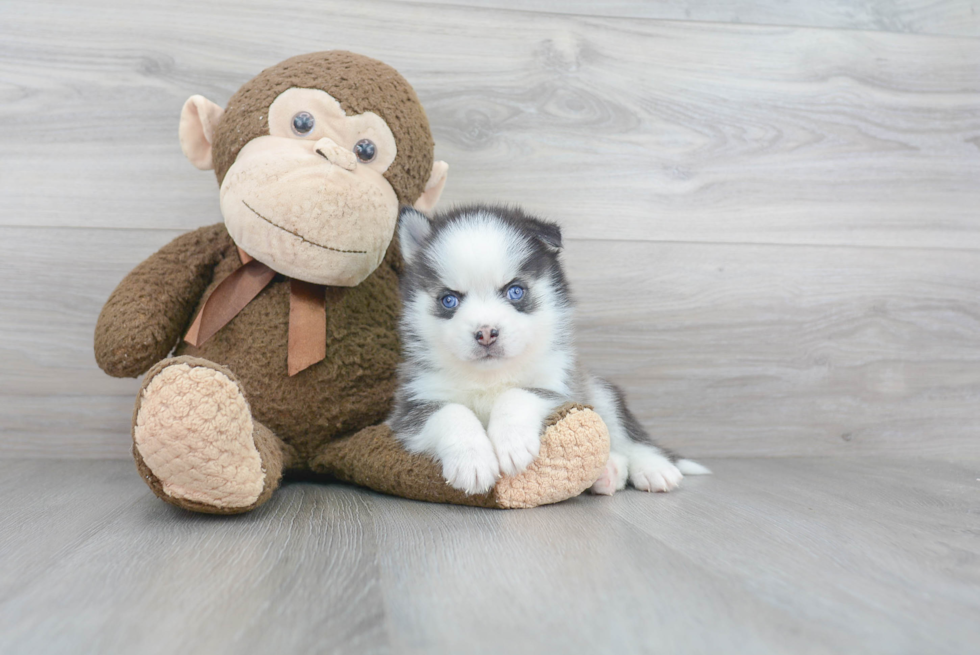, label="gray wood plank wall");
[1,0,978,459]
